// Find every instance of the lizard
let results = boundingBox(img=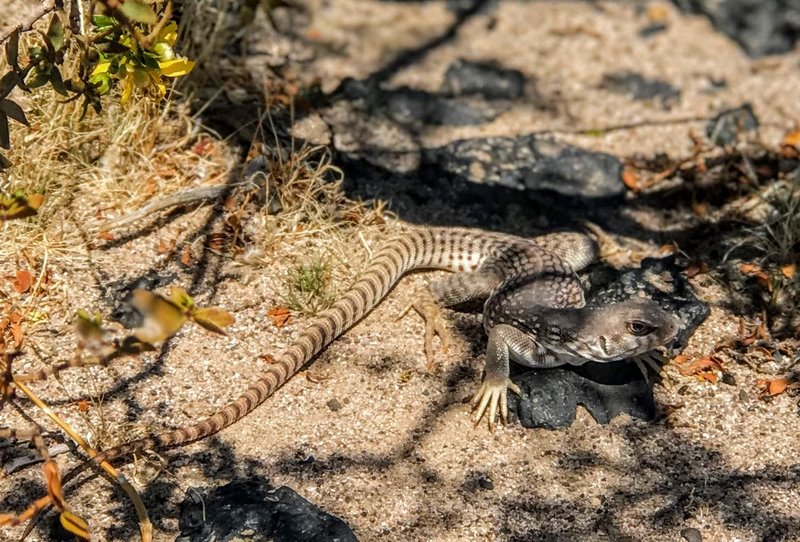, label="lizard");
[83,226,680,463]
